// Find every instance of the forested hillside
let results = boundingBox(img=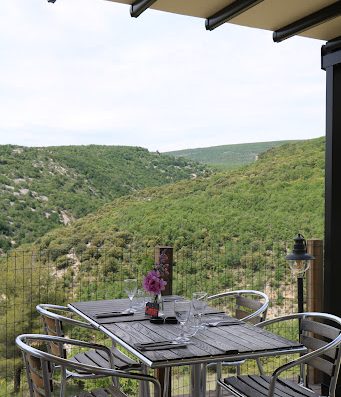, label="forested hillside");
[0,138,324,395]
[0,145,209,251]
[166,140,298,169]
[34,137,324,261]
